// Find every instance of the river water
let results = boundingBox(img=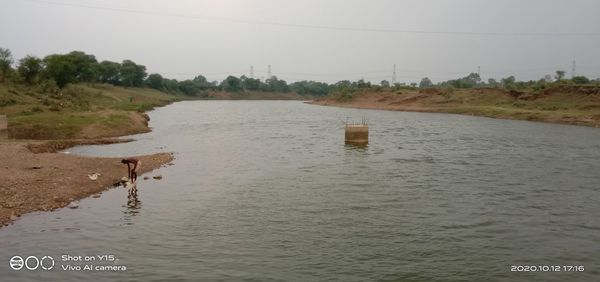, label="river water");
[1,101,600,281]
